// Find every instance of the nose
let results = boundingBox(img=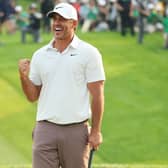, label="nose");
[52,18,61,25]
